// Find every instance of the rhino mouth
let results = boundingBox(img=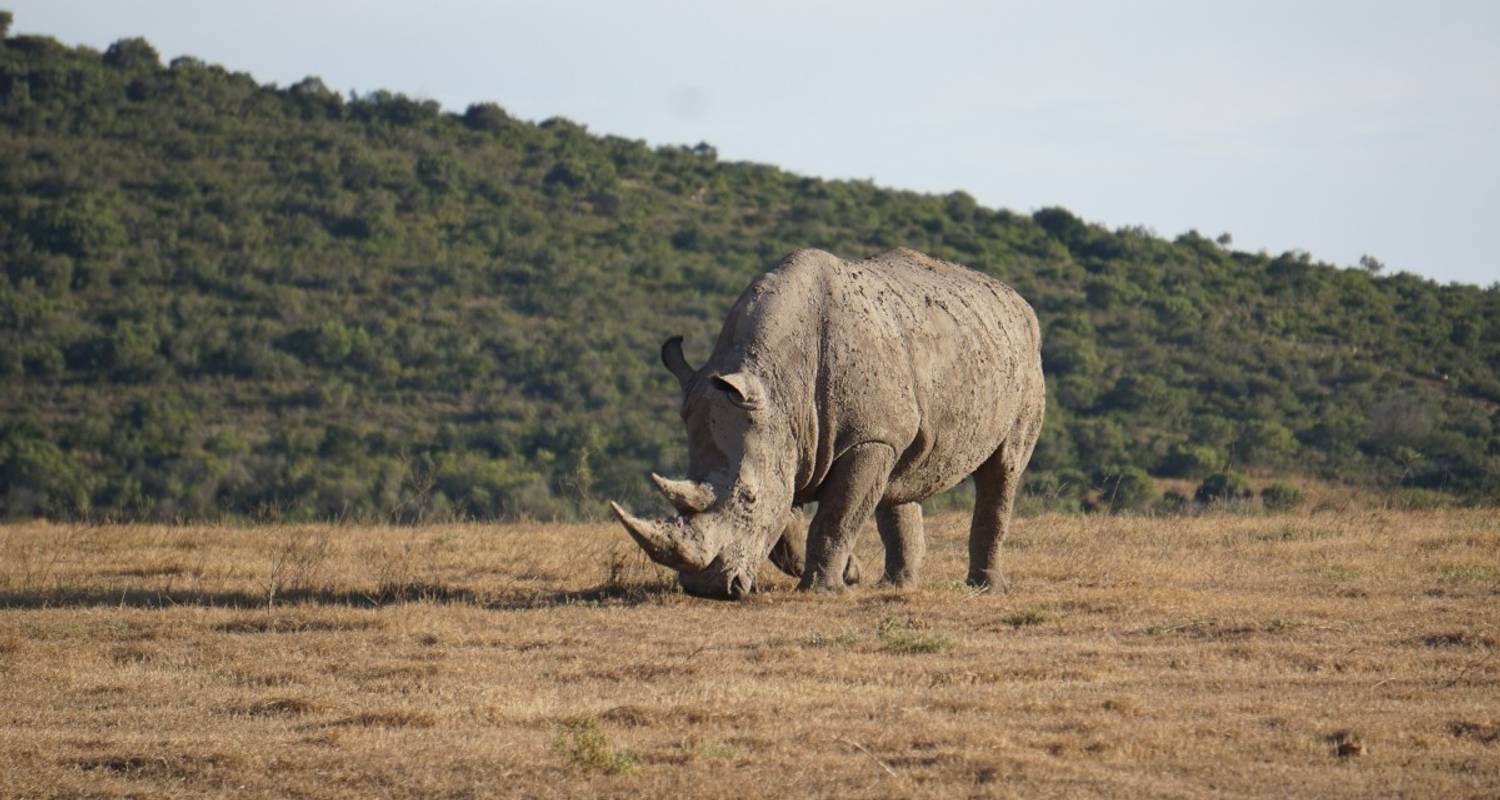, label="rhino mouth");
[611,472,767,601]
[677,557,753,600]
